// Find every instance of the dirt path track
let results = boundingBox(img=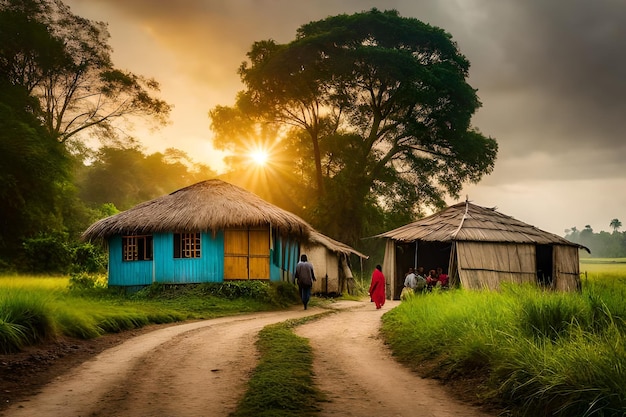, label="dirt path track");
[3,300,492,417]
[297,300,492,417]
